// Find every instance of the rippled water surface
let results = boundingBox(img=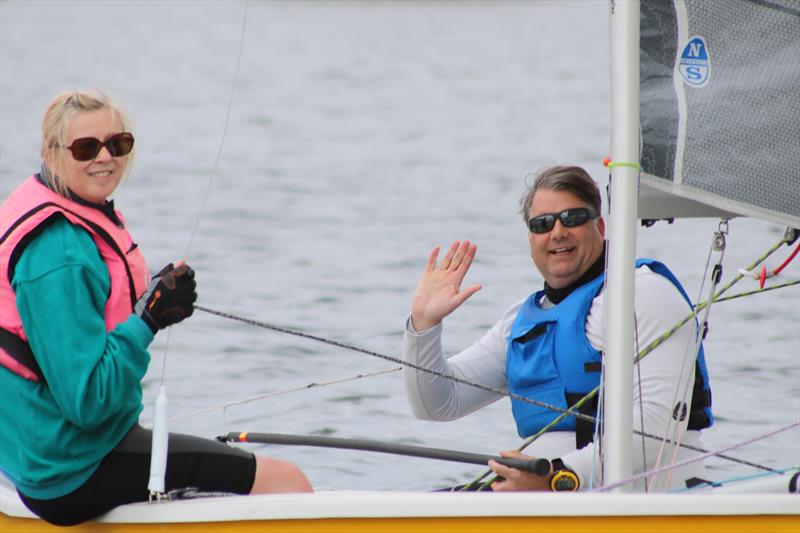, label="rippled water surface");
[1,1,797,490]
